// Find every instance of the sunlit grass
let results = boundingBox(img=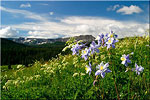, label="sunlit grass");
[1,36,150,99]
